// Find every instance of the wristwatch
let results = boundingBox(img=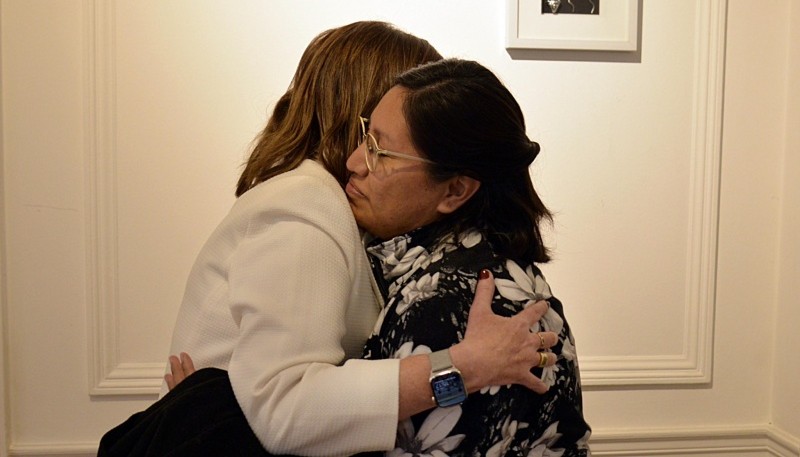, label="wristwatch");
[428,349,467,407]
